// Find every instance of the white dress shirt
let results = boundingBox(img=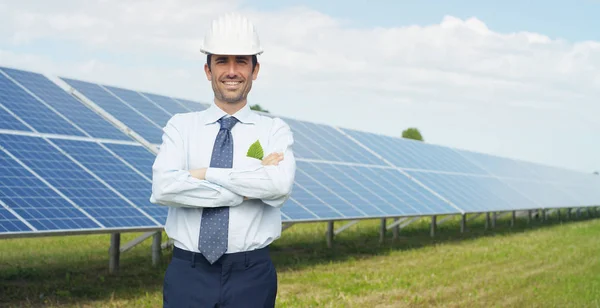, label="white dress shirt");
[150,102,296,253]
